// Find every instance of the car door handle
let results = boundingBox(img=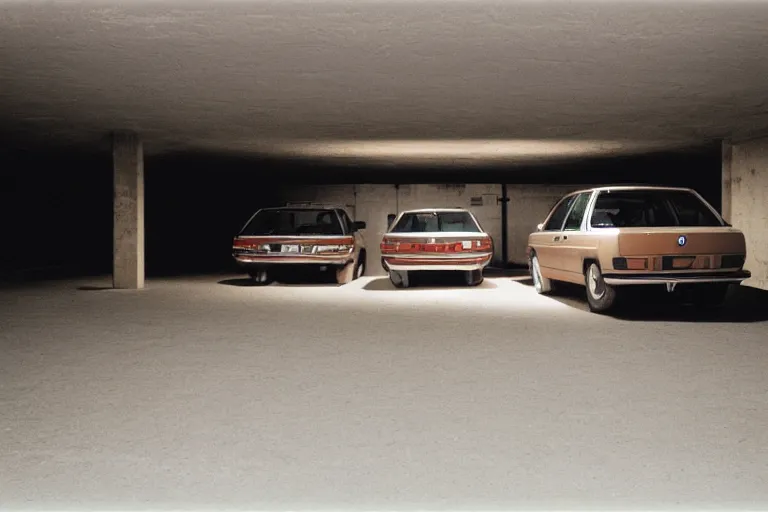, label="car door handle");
[553,236,560,242]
